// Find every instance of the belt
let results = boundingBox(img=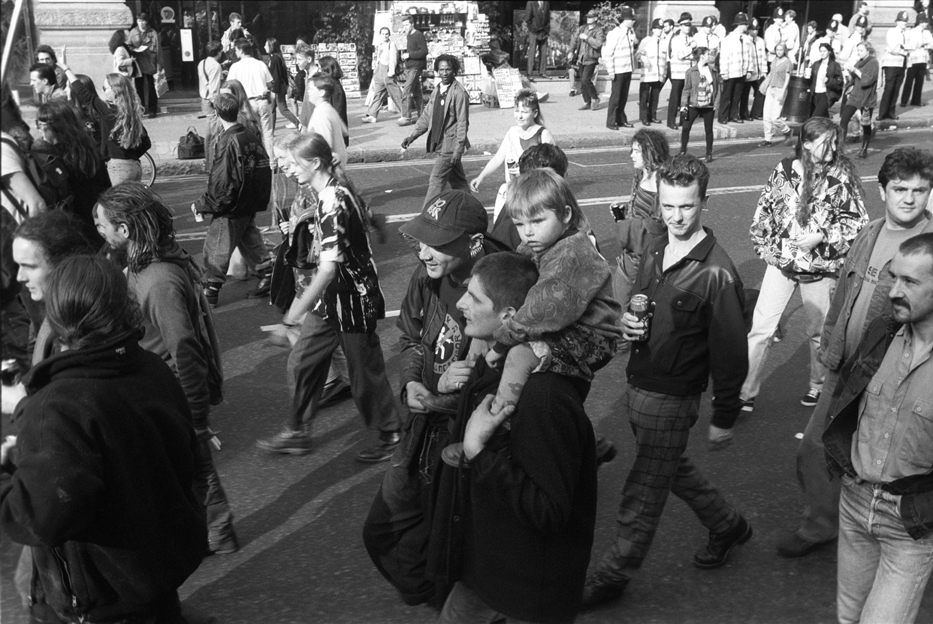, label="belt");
[248,95,266,100]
